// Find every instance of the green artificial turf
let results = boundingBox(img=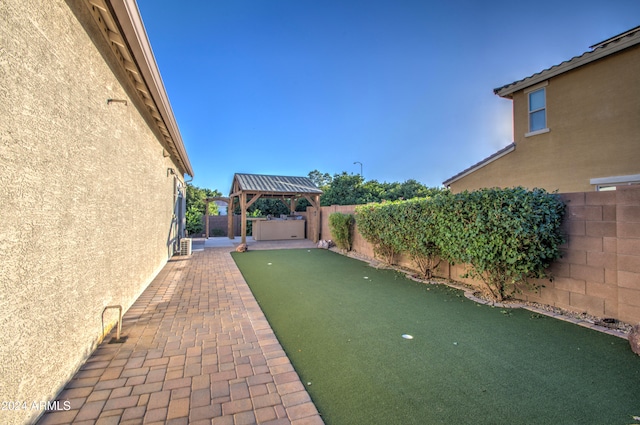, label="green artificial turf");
[232,249,640,425]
